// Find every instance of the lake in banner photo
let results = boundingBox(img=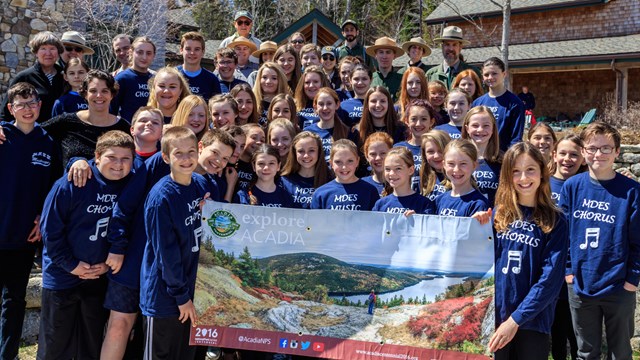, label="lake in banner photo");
[192,201,495,359]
